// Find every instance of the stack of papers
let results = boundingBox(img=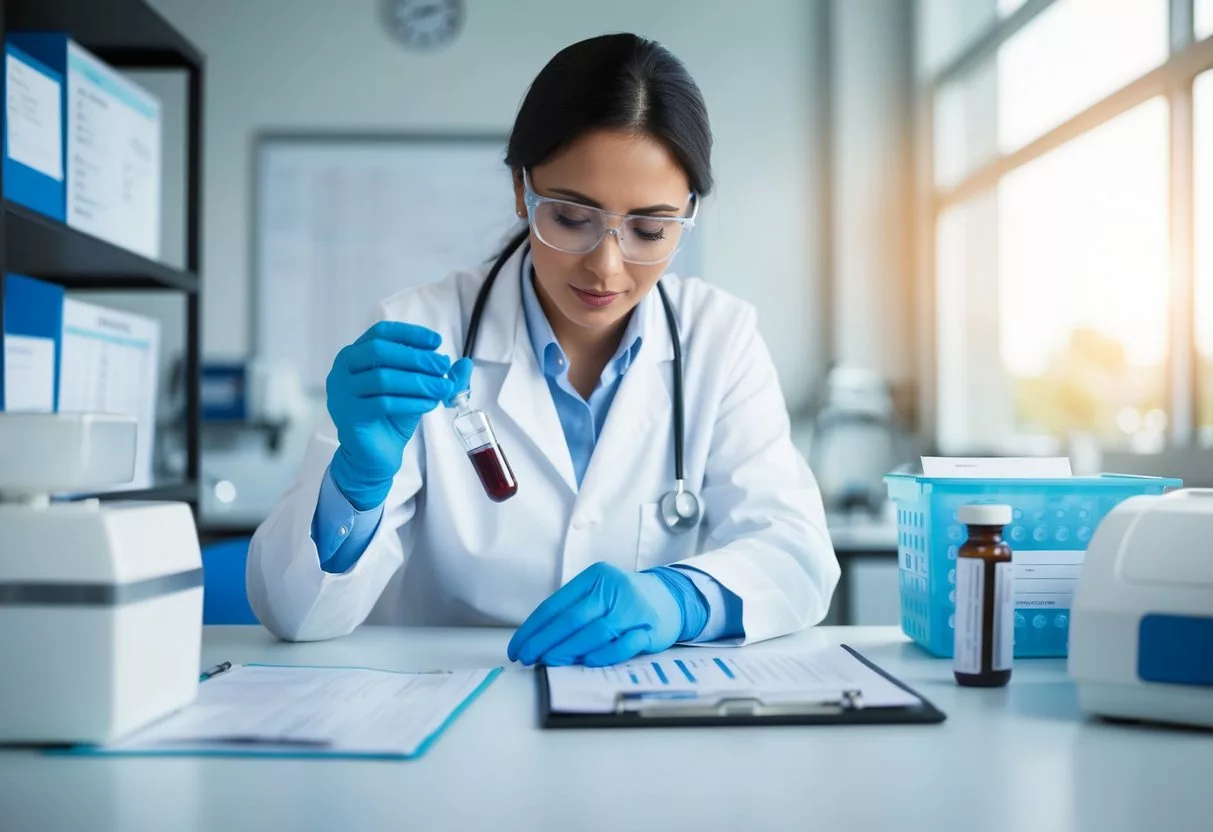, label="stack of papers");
[91,664,501,759]
[920,456,1073,478]
[546,647,920,714]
